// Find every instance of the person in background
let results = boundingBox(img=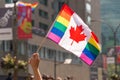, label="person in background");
[47,76,54,80]
[57,77,62,80]
[6,72,12,80]
[27,73,34,80]
[29,53,42,80]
